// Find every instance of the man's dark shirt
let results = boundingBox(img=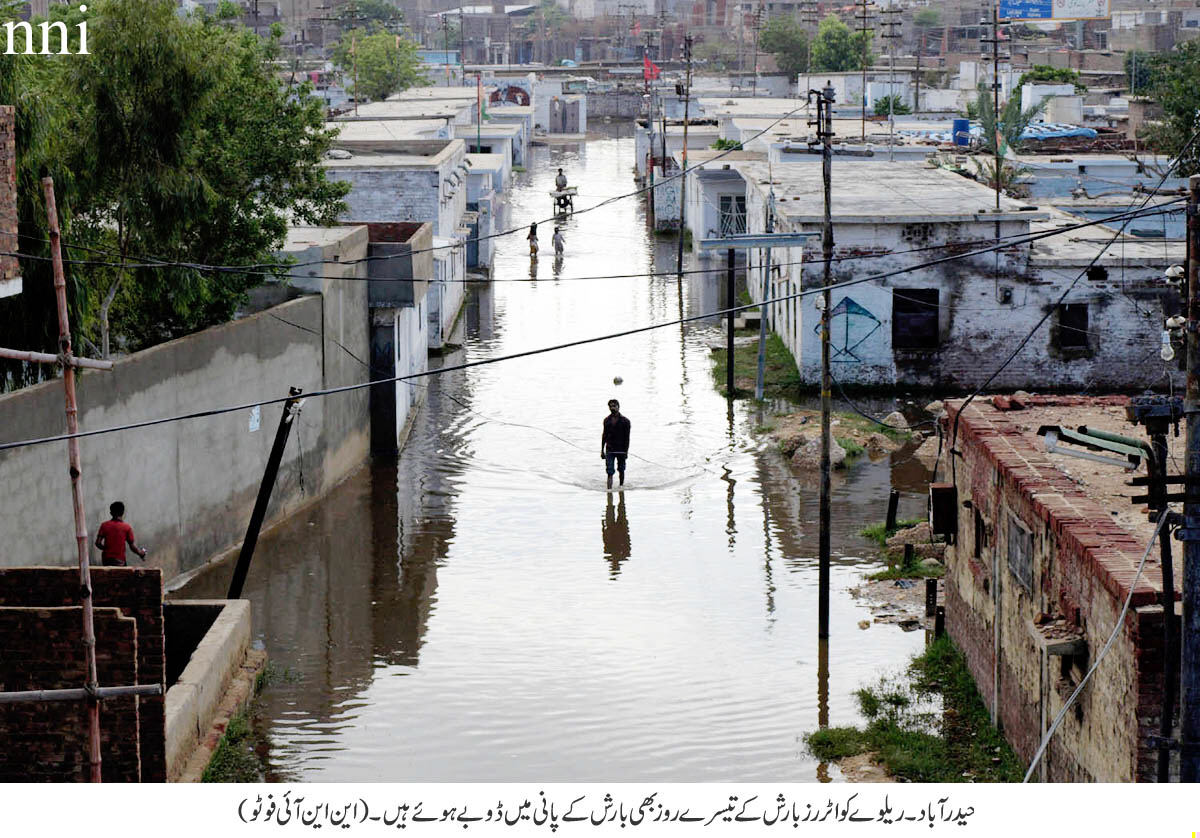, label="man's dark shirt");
[603,414,631,453]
